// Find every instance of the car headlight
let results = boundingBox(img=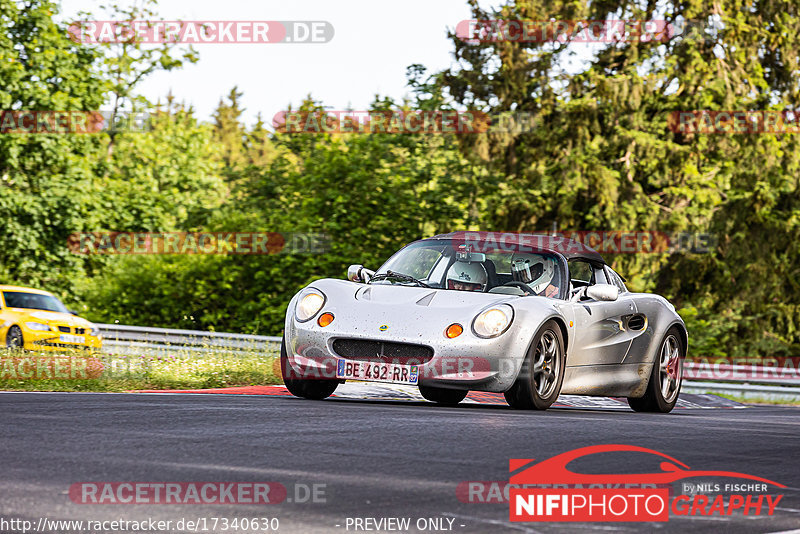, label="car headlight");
[25,322,51,332]
[295,290,326,322]
[472,305,514,338]
[89,325,101,337]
